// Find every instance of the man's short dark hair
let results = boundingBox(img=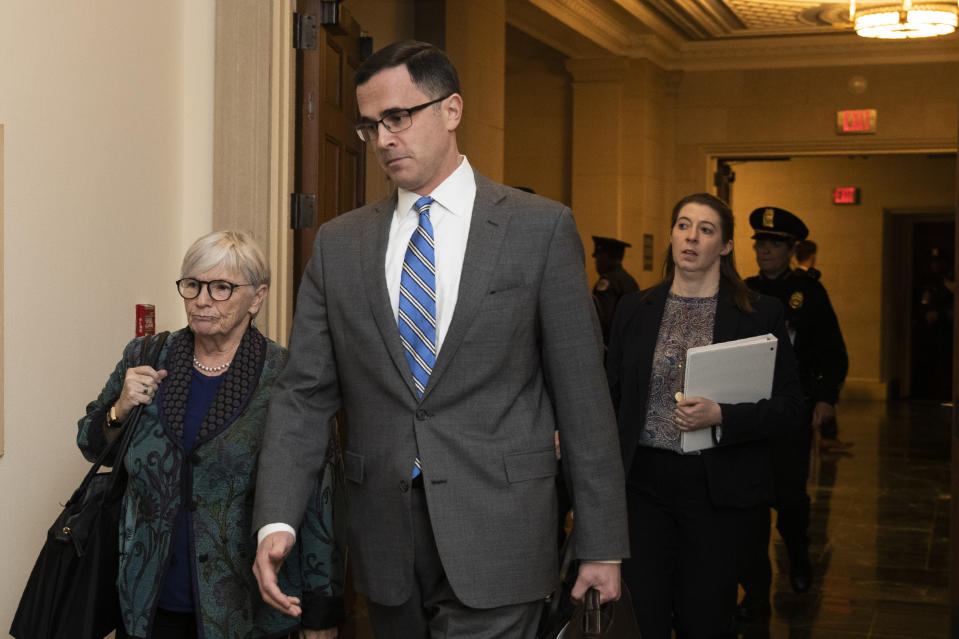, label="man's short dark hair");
[795,240,817,263]
[355,40,461,99]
